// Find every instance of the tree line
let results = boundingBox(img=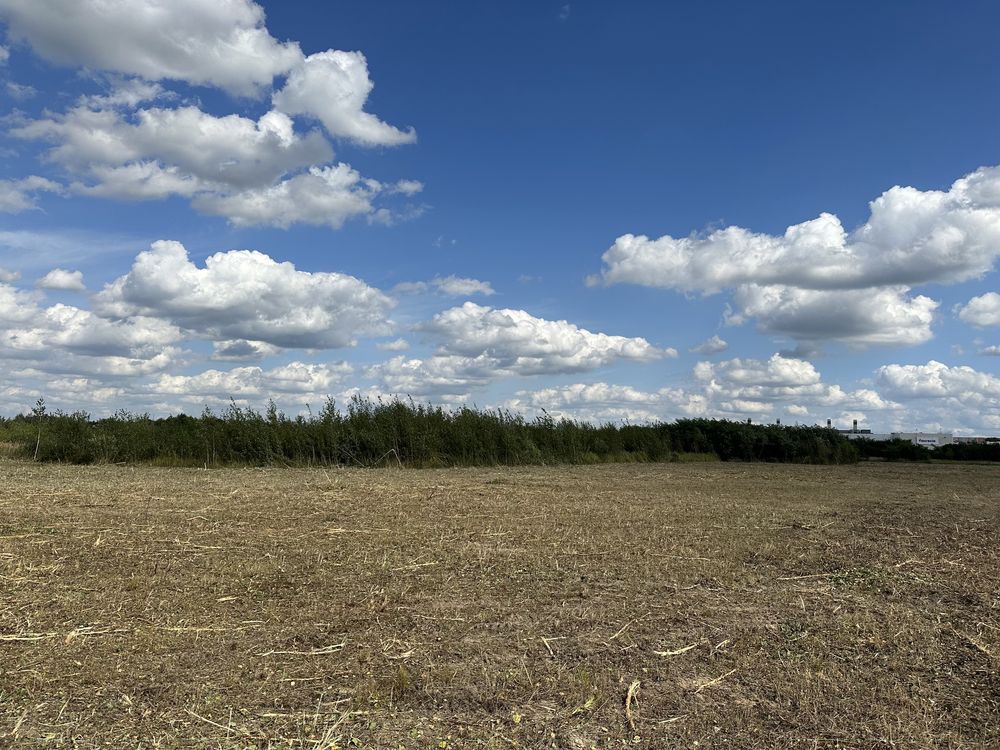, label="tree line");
[0,396,863,467]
